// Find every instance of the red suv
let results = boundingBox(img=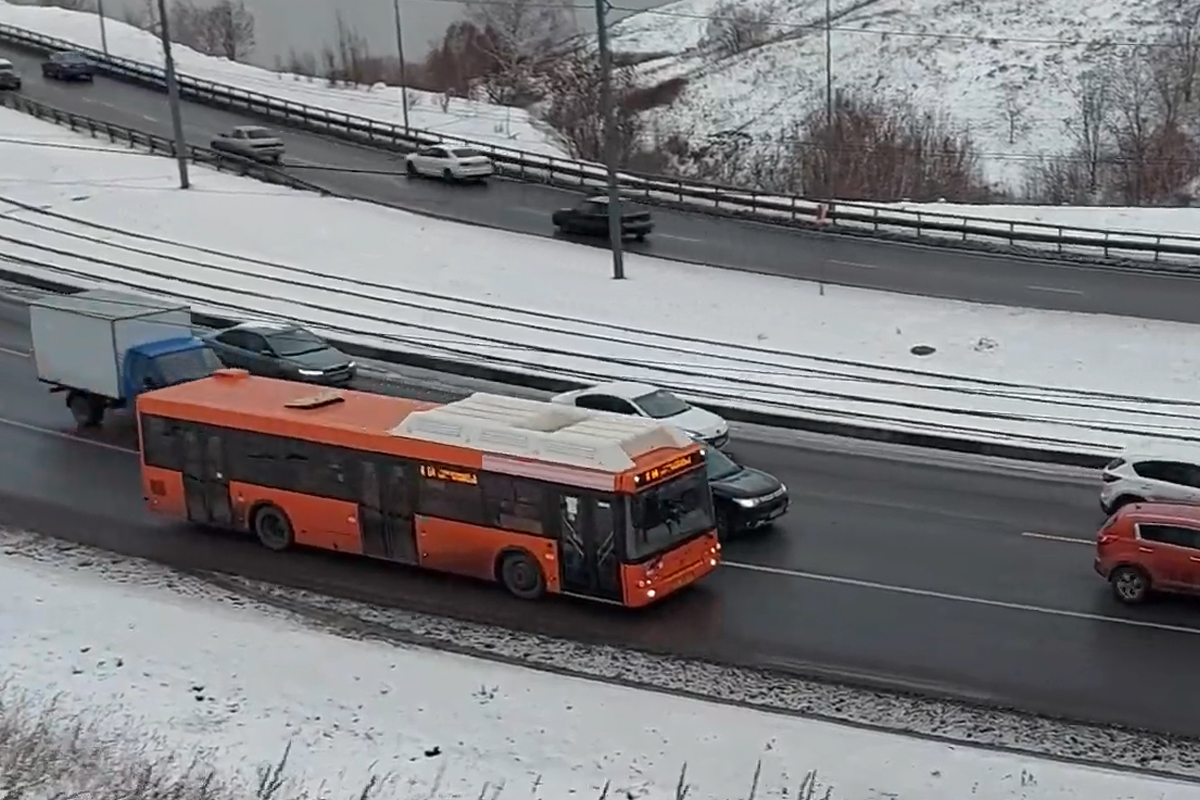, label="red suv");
[1095,502,1200,604]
